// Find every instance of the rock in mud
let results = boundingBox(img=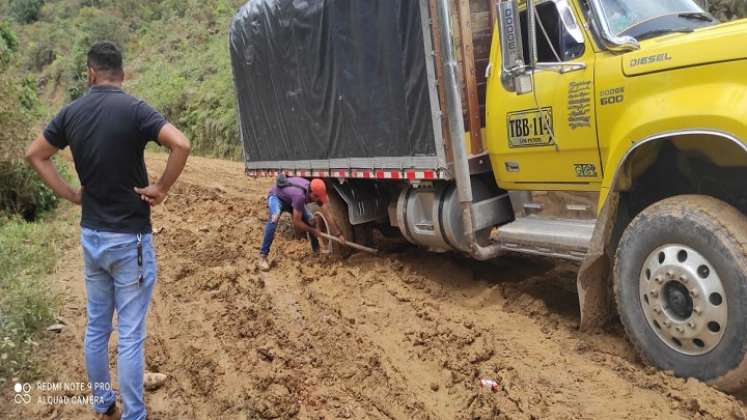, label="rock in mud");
[144,372,168,391]
[46,324,65,333]
[257,346,275,362]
